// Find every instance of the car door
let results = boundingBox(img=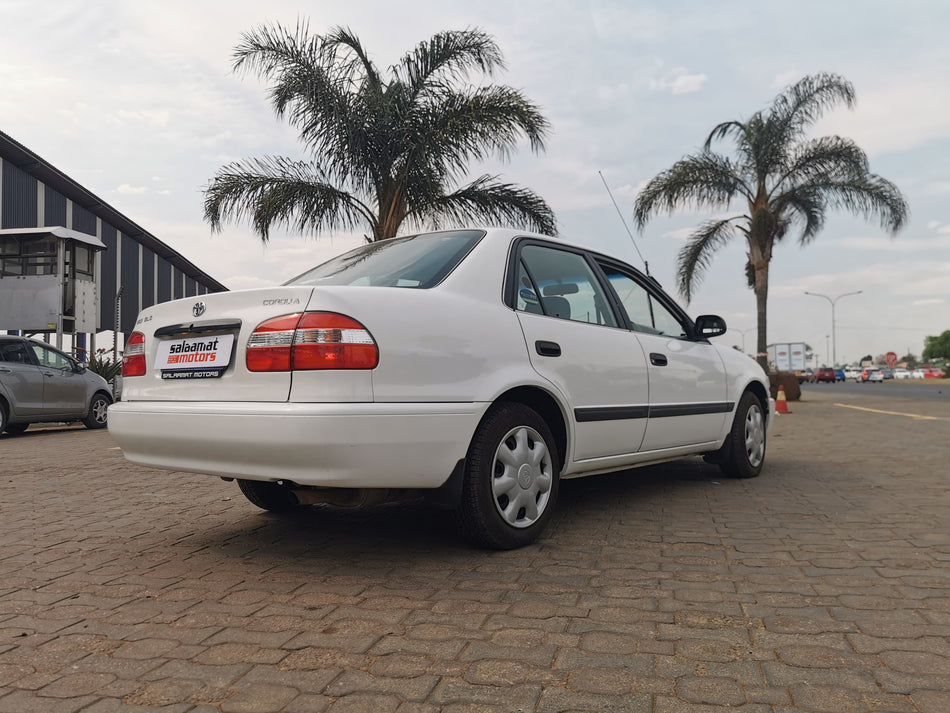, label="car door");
[28,342,88,416]
[0,338,45,417]
[595,263,730,451]
[512,242,650,462]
